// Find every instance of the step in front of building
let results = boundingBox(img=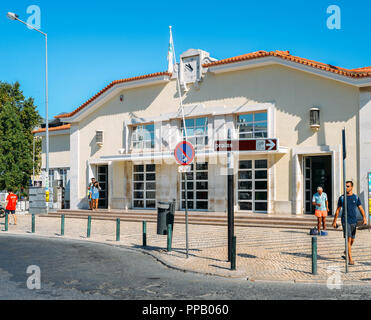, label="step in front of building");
[54,209,333,221]
[39,209,342,231]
